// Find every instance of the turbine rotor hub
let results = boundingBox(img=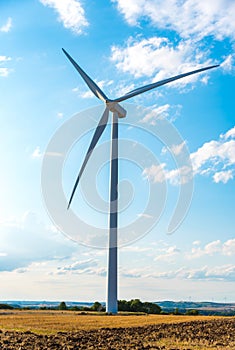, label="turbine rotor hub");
[106,102,127,118]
